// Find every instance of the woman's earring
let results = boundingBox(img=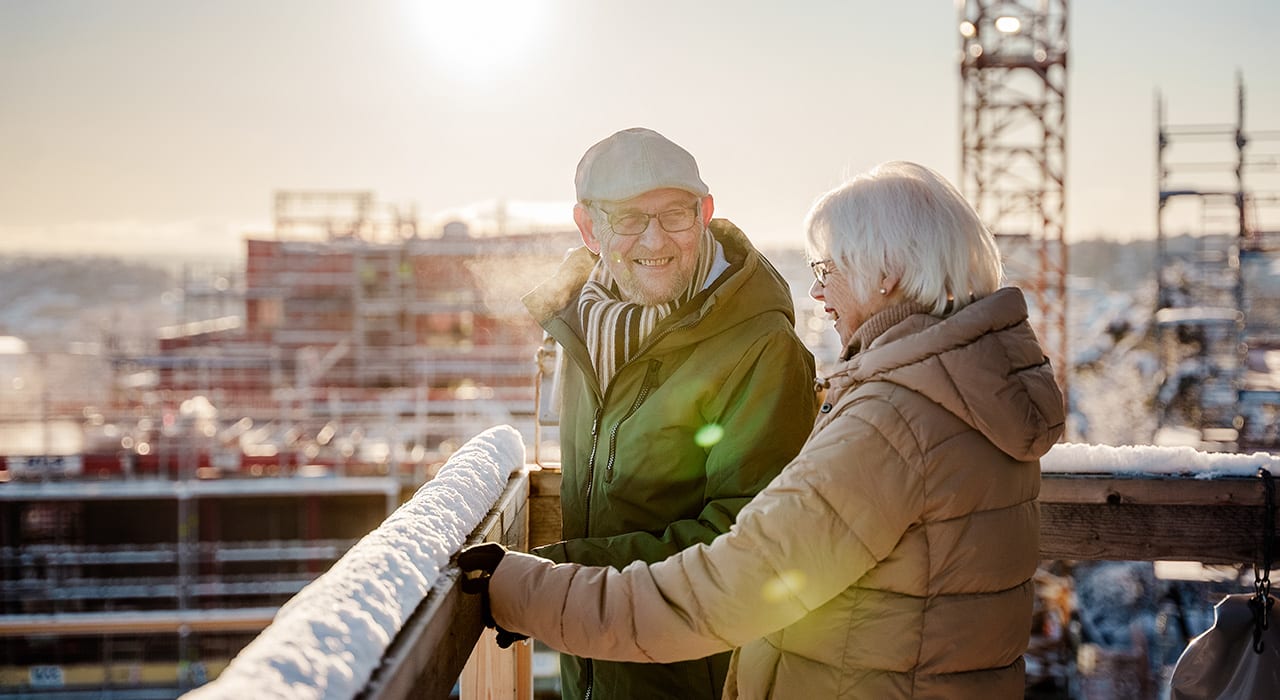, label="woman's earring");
[879,288,887,295]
